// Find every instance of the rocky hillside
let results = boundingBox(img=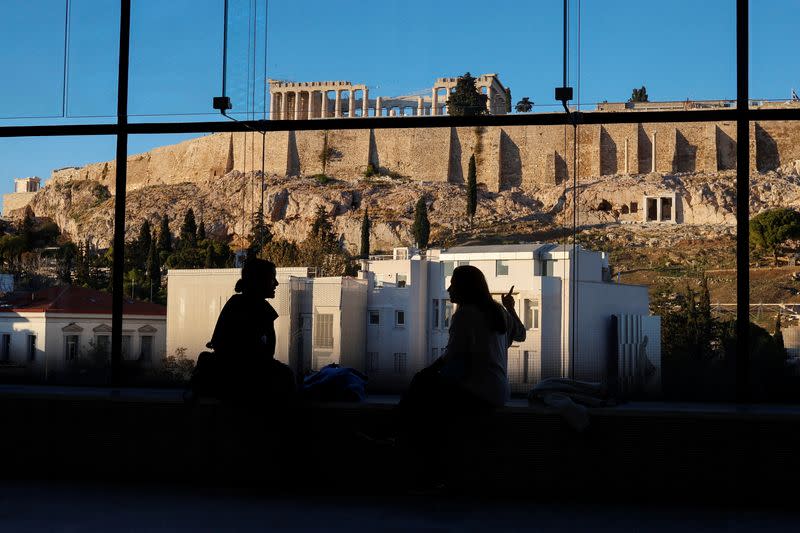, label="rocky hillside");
[18,160,800,254]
